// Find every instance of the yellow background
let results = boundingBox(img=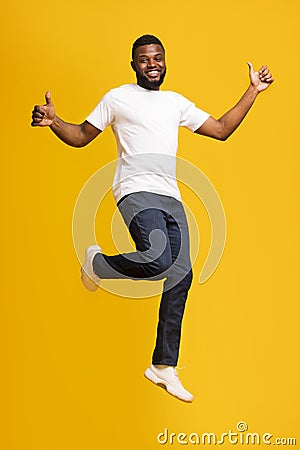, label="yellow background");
[1,0,299,448]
